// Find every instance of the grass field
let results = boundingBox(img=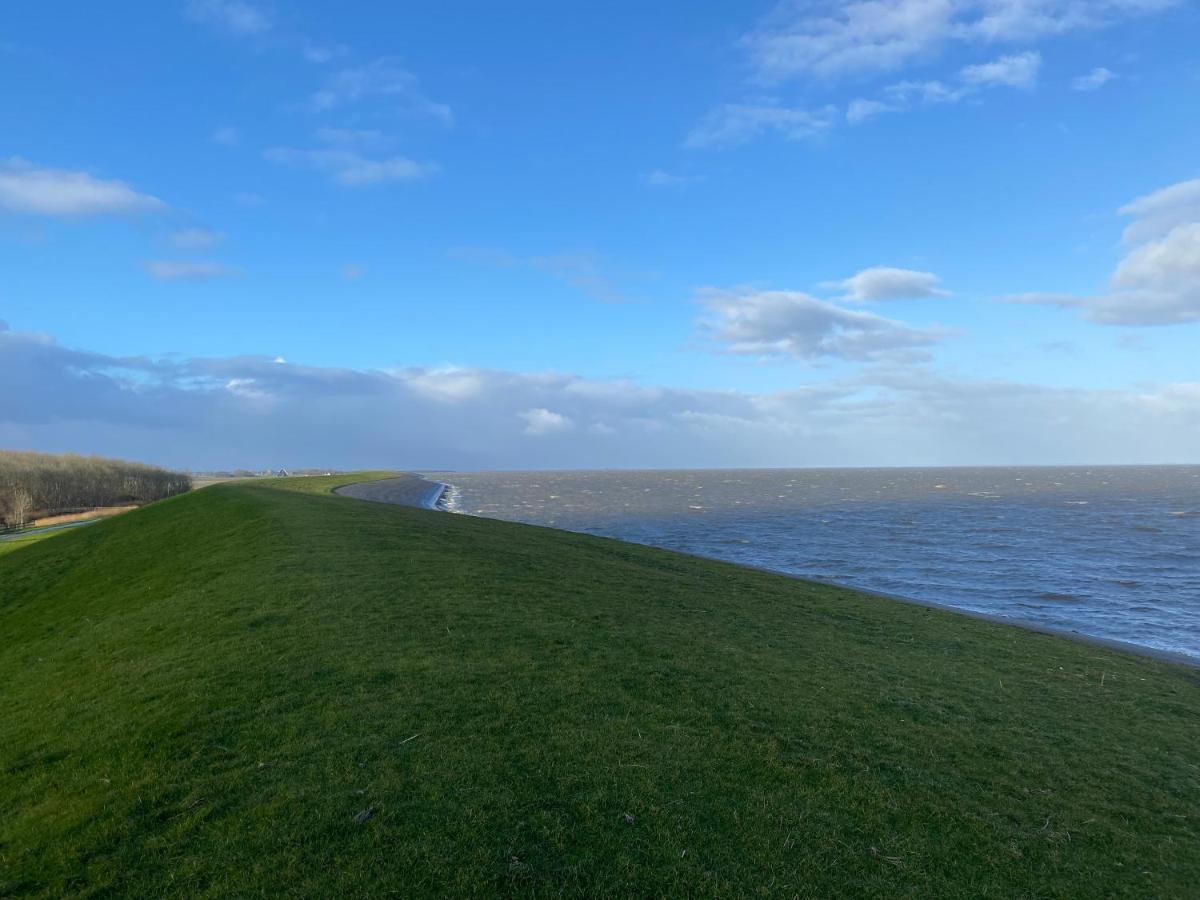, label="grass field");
[1,474,1197,897]
[0,526,80,558]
